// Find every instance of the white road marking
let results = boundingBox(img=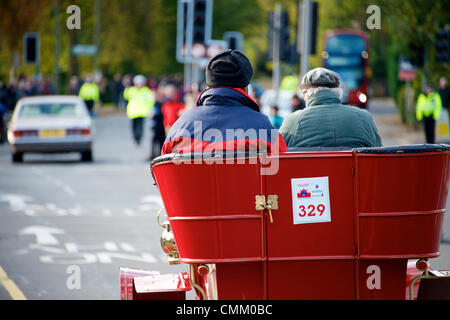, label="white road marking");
[138,204,153,211]
[56,208,67,216]
[120,243,136,252]
[104,241,119,251]
[140,195,163,207]
[19,225,65,245]
[0,193,33,212]
[68,206,83,216]
[46,203,57,210]
[31,167,76,197]
[96,252,157,264]
[62,186,76,197]
[64,242,79,253]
